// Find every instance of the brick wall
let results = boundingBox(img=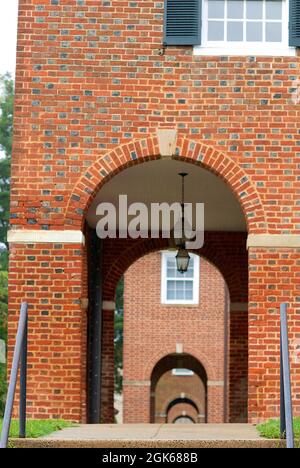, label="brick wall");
[8,0,300,423]
[123,251,227,423]
[154,371,206,423]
